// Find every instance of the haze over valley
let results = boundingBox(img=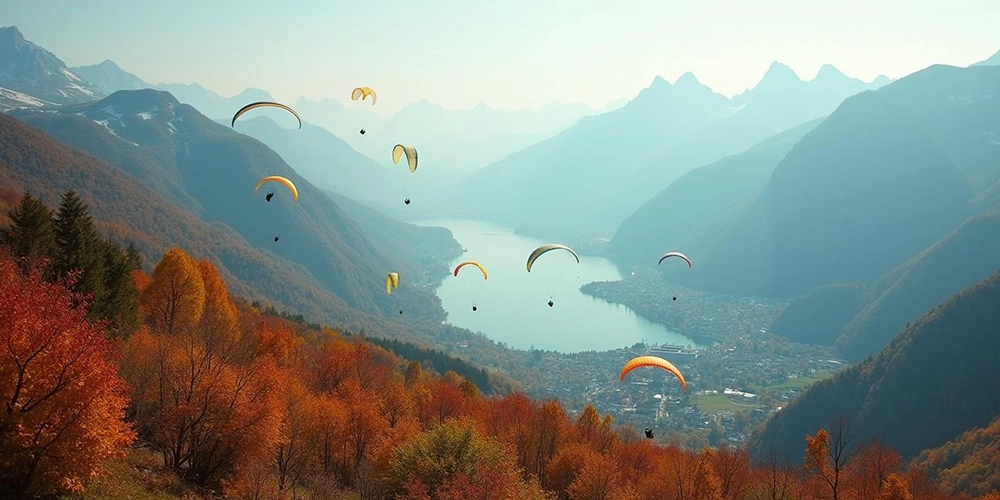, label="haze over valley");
[3,2,1000,498]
